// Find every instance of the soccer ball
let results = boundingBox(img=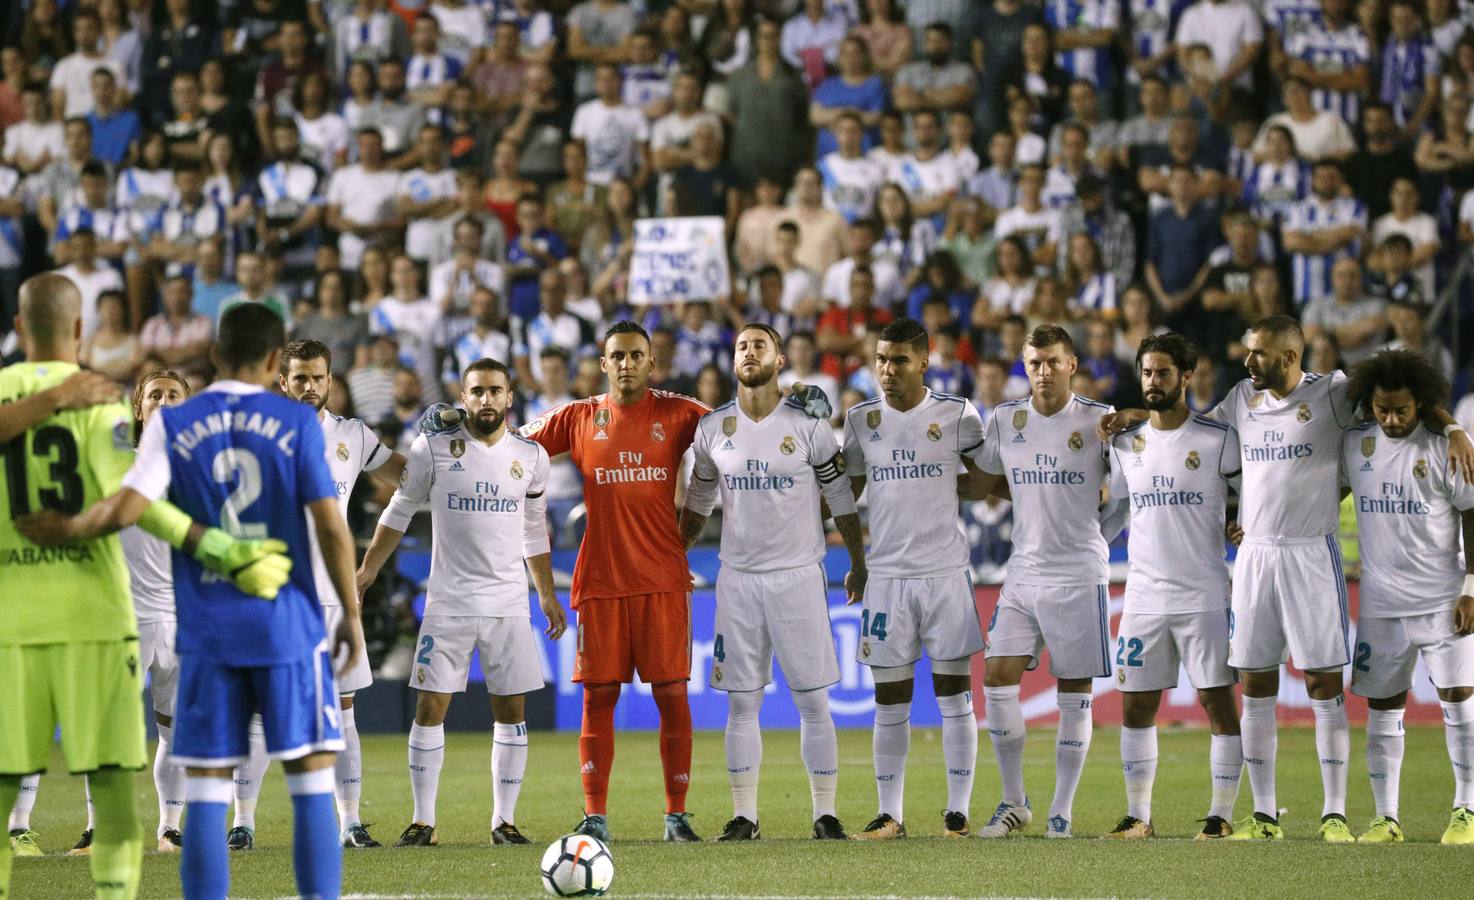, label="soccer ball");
[539,833,614,897]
